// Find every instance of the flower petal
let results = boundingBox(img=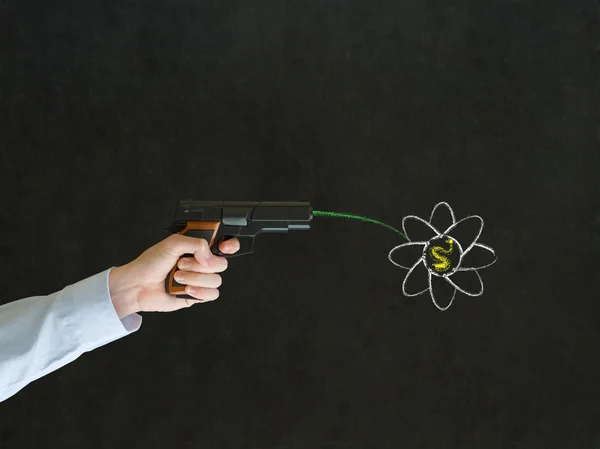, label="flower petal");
[458,243,497,271]
[402,215,440,242]
[429,202,456,235]
[402,259,429,296]
[444,215,483,253]
[446,269,484,296]
[428,272,457,311]
[388,241,426,269]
